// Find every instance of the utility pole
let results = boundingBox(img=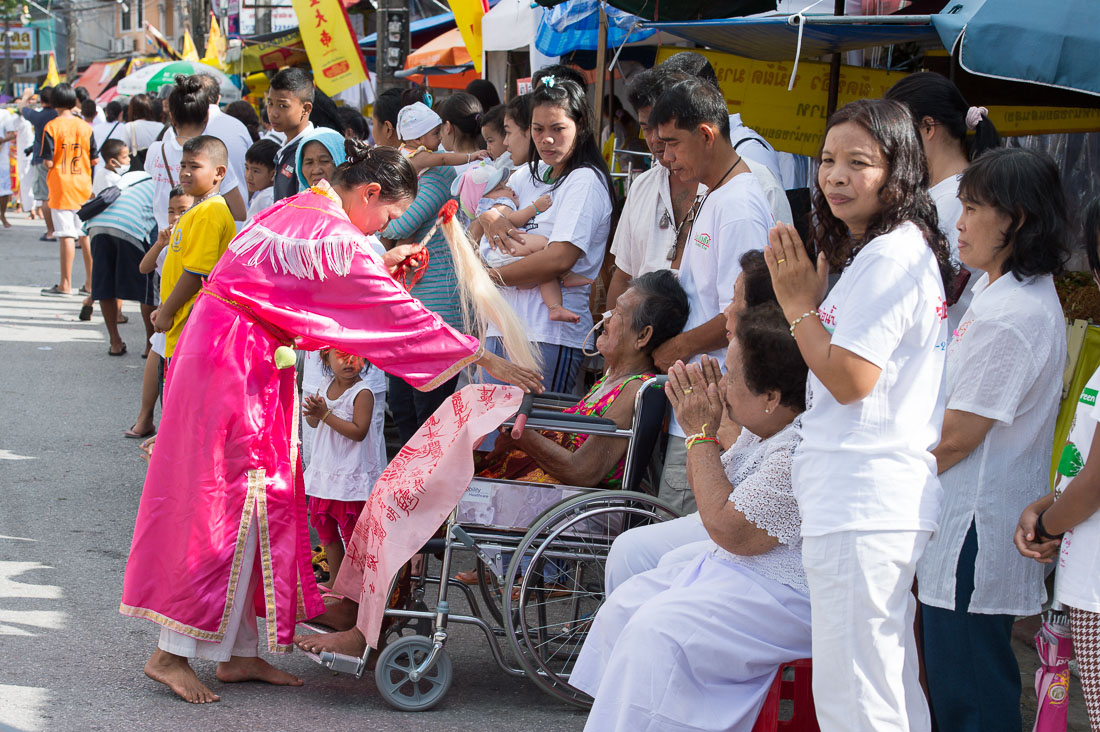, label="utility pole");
[63,0,76,78]
[375,0,407,93]
[5,12,11,98]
